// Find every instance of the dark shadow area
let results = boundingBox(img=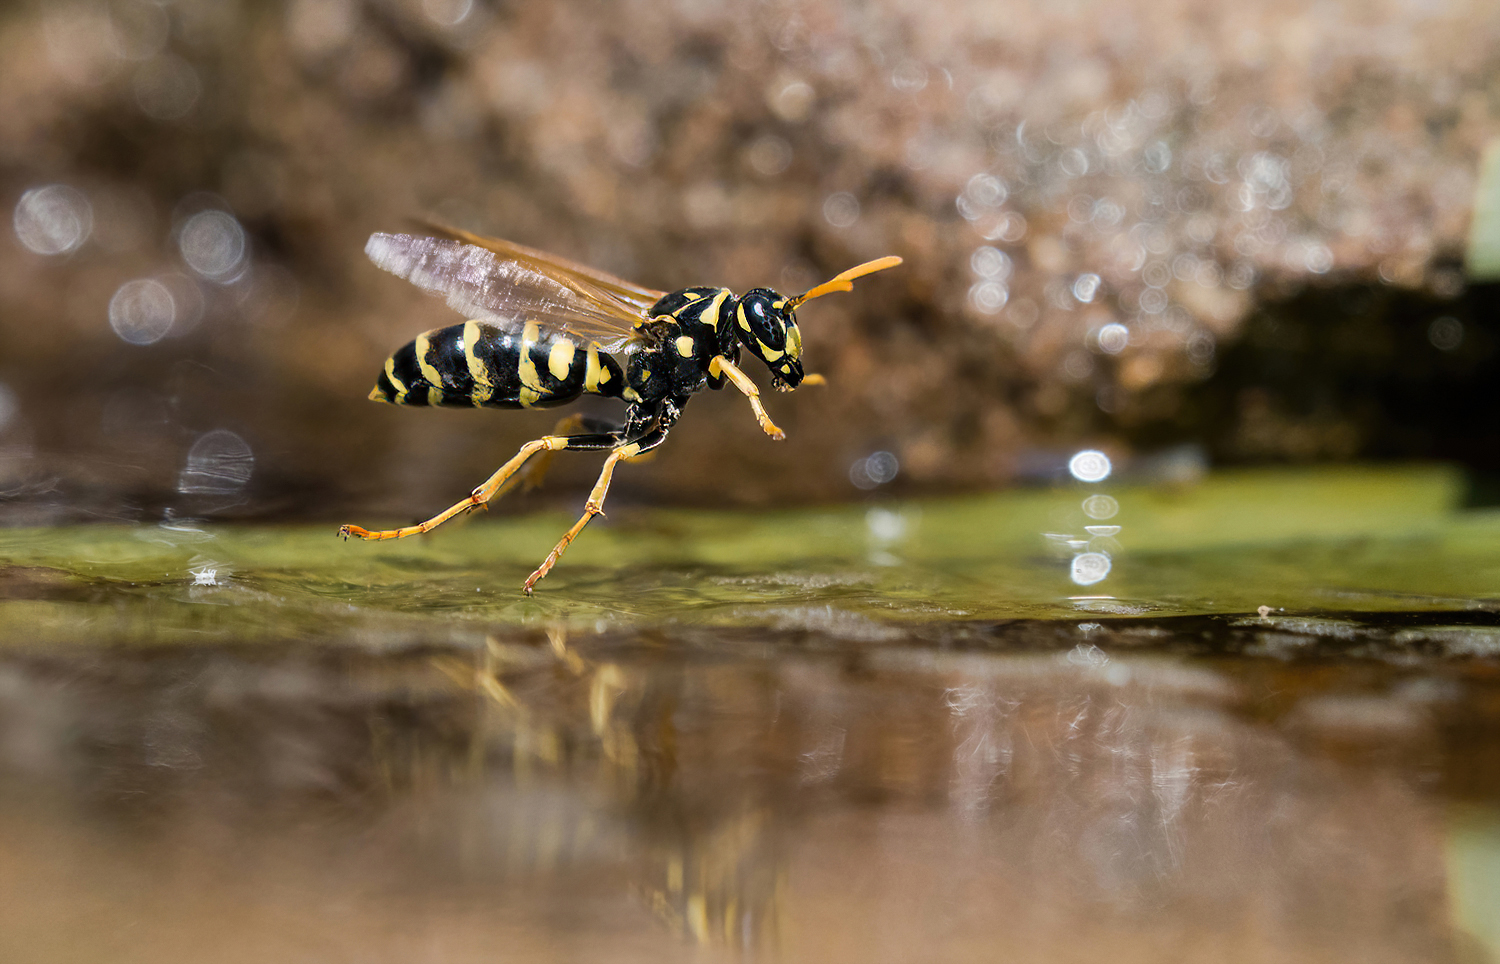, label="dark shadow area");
[1120,271,1500,501]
